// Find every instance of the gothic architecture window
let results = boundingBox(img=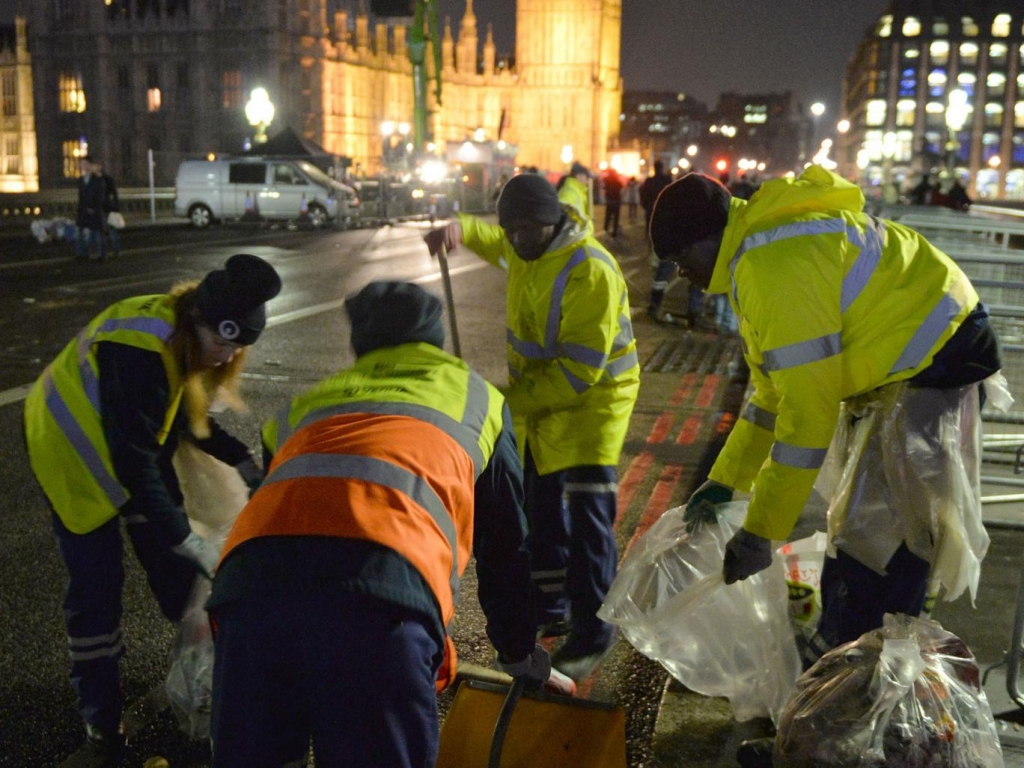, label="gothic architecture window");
[2,71,15,117]
[58,72,86,114]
